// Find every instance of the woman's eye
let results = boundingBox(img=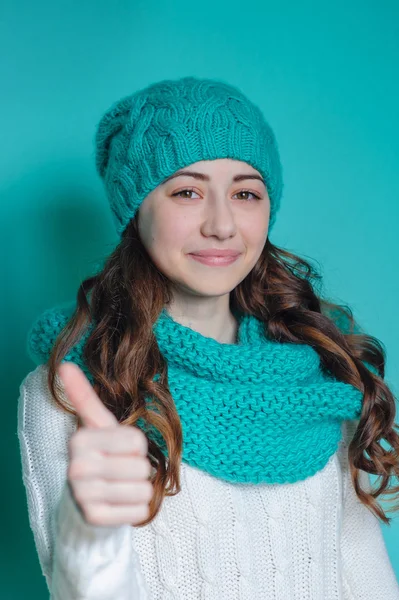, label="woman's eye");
[234,190,261,201]
[172,189,200,199]
[172,189,261,201]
